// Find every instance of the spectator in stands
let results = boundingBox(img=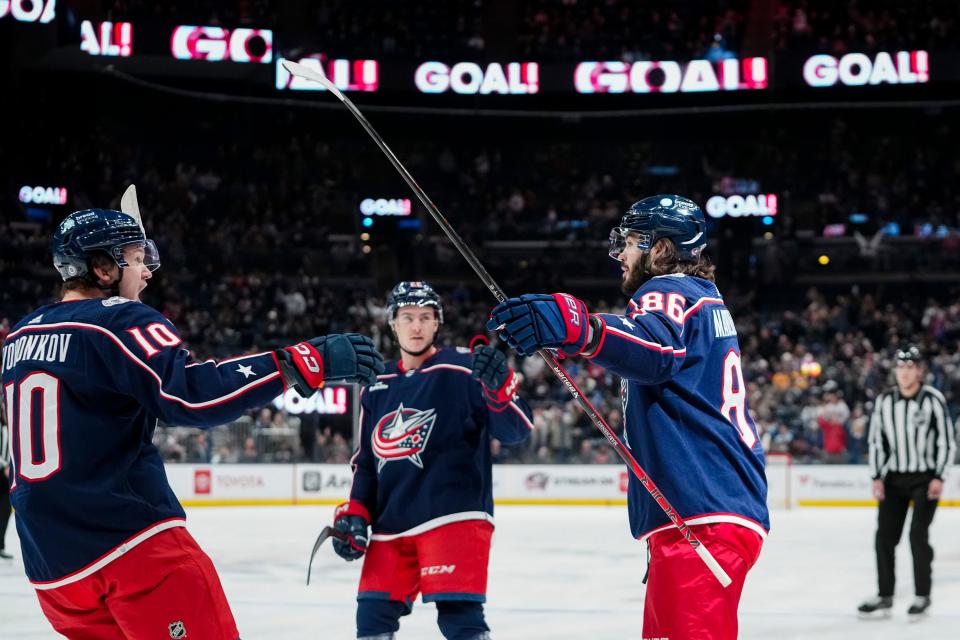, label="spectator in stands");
[847,404,870,463]
[160,434,187,463]
[240,437,260,464]
[326,433,352,464]
[818,381,850,463]
[271,410,293,430]
[254,407,273,431]
[770,424,795,455]
[592,447,615,465]
[575,440,595,464]
[211,445,237,464]
[188,432,213,464]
